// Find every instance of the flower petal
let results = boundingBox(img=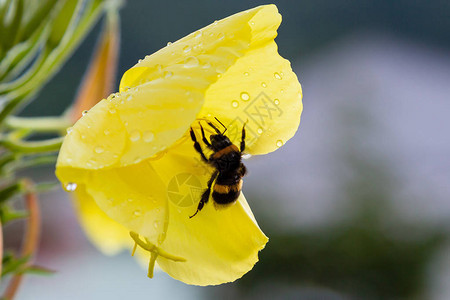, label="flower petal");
[57,162,169,245]
[72,186,131,255]
[149,139,268,285]
[199,6,303,155]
